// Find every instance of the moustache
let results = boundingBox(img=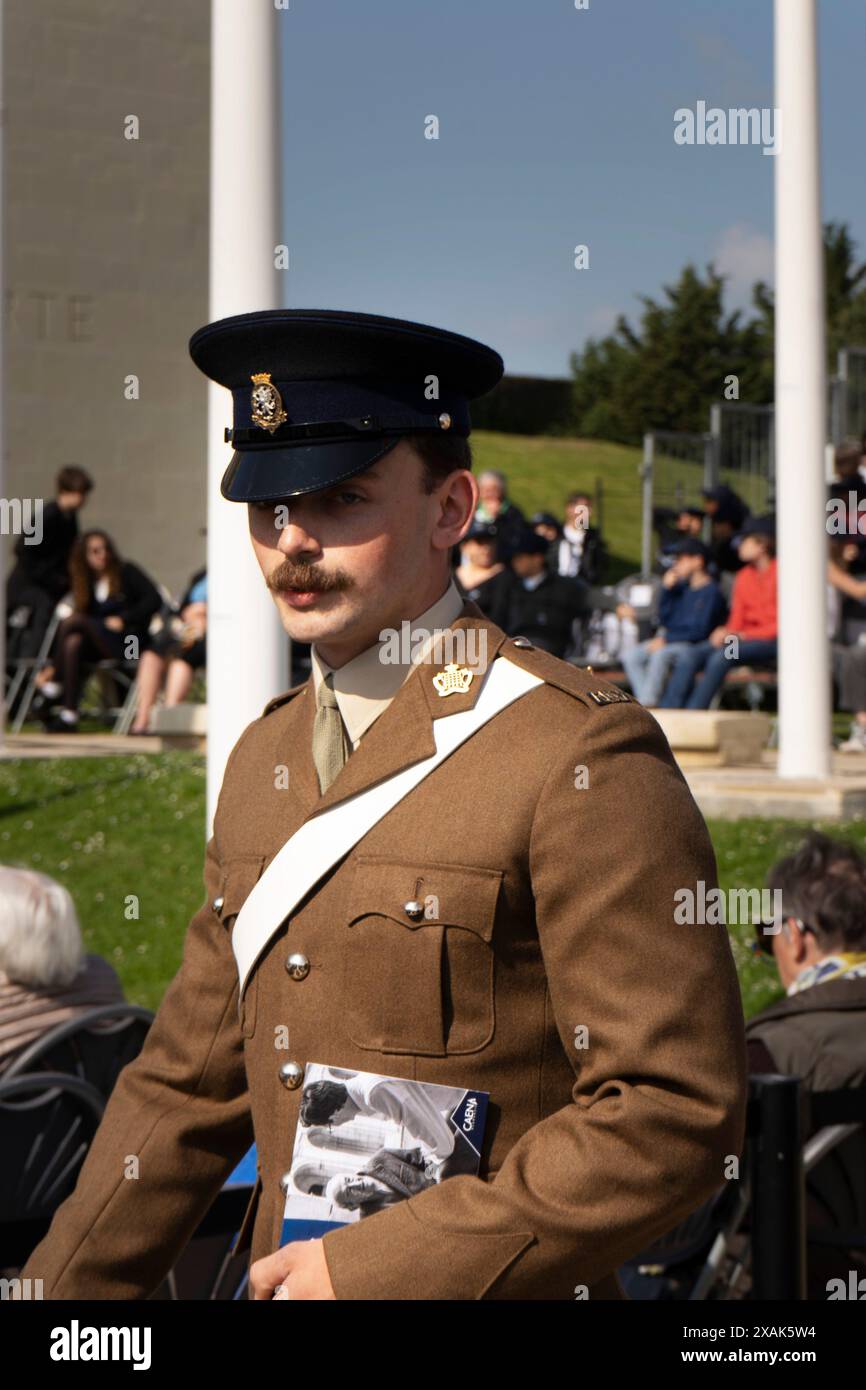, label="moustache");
[267,560,352,595]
